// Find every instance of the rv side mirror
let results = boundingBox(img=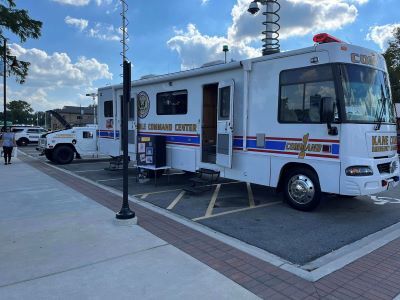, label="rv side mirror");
[321,97,338,136]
